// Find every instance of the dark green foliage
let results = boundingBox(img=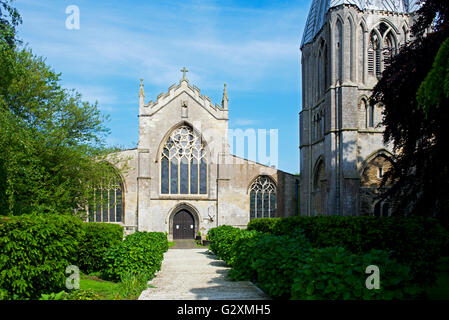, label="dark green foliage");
[371,0,449,226]
[102,232,168,282]
[249,233,311,299]
[0,214,83,299]
[0,157,7,216]
[249,216,449,284]
[213,225,420,299]
[210,226,312,299]
[417,38,449,115]
[247,218,280,234]
[77,223,124,274]
[208,225,246,264]
[290,247,420,300]
[227,231,265,281]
